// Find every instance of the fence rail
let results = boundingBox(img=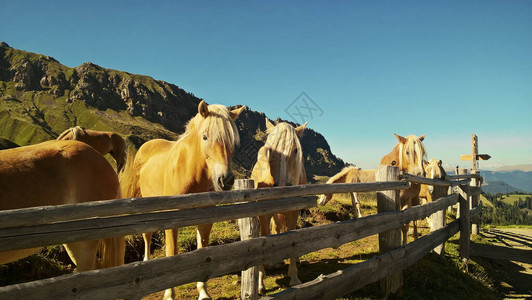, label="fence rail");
[0,165,482,300]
